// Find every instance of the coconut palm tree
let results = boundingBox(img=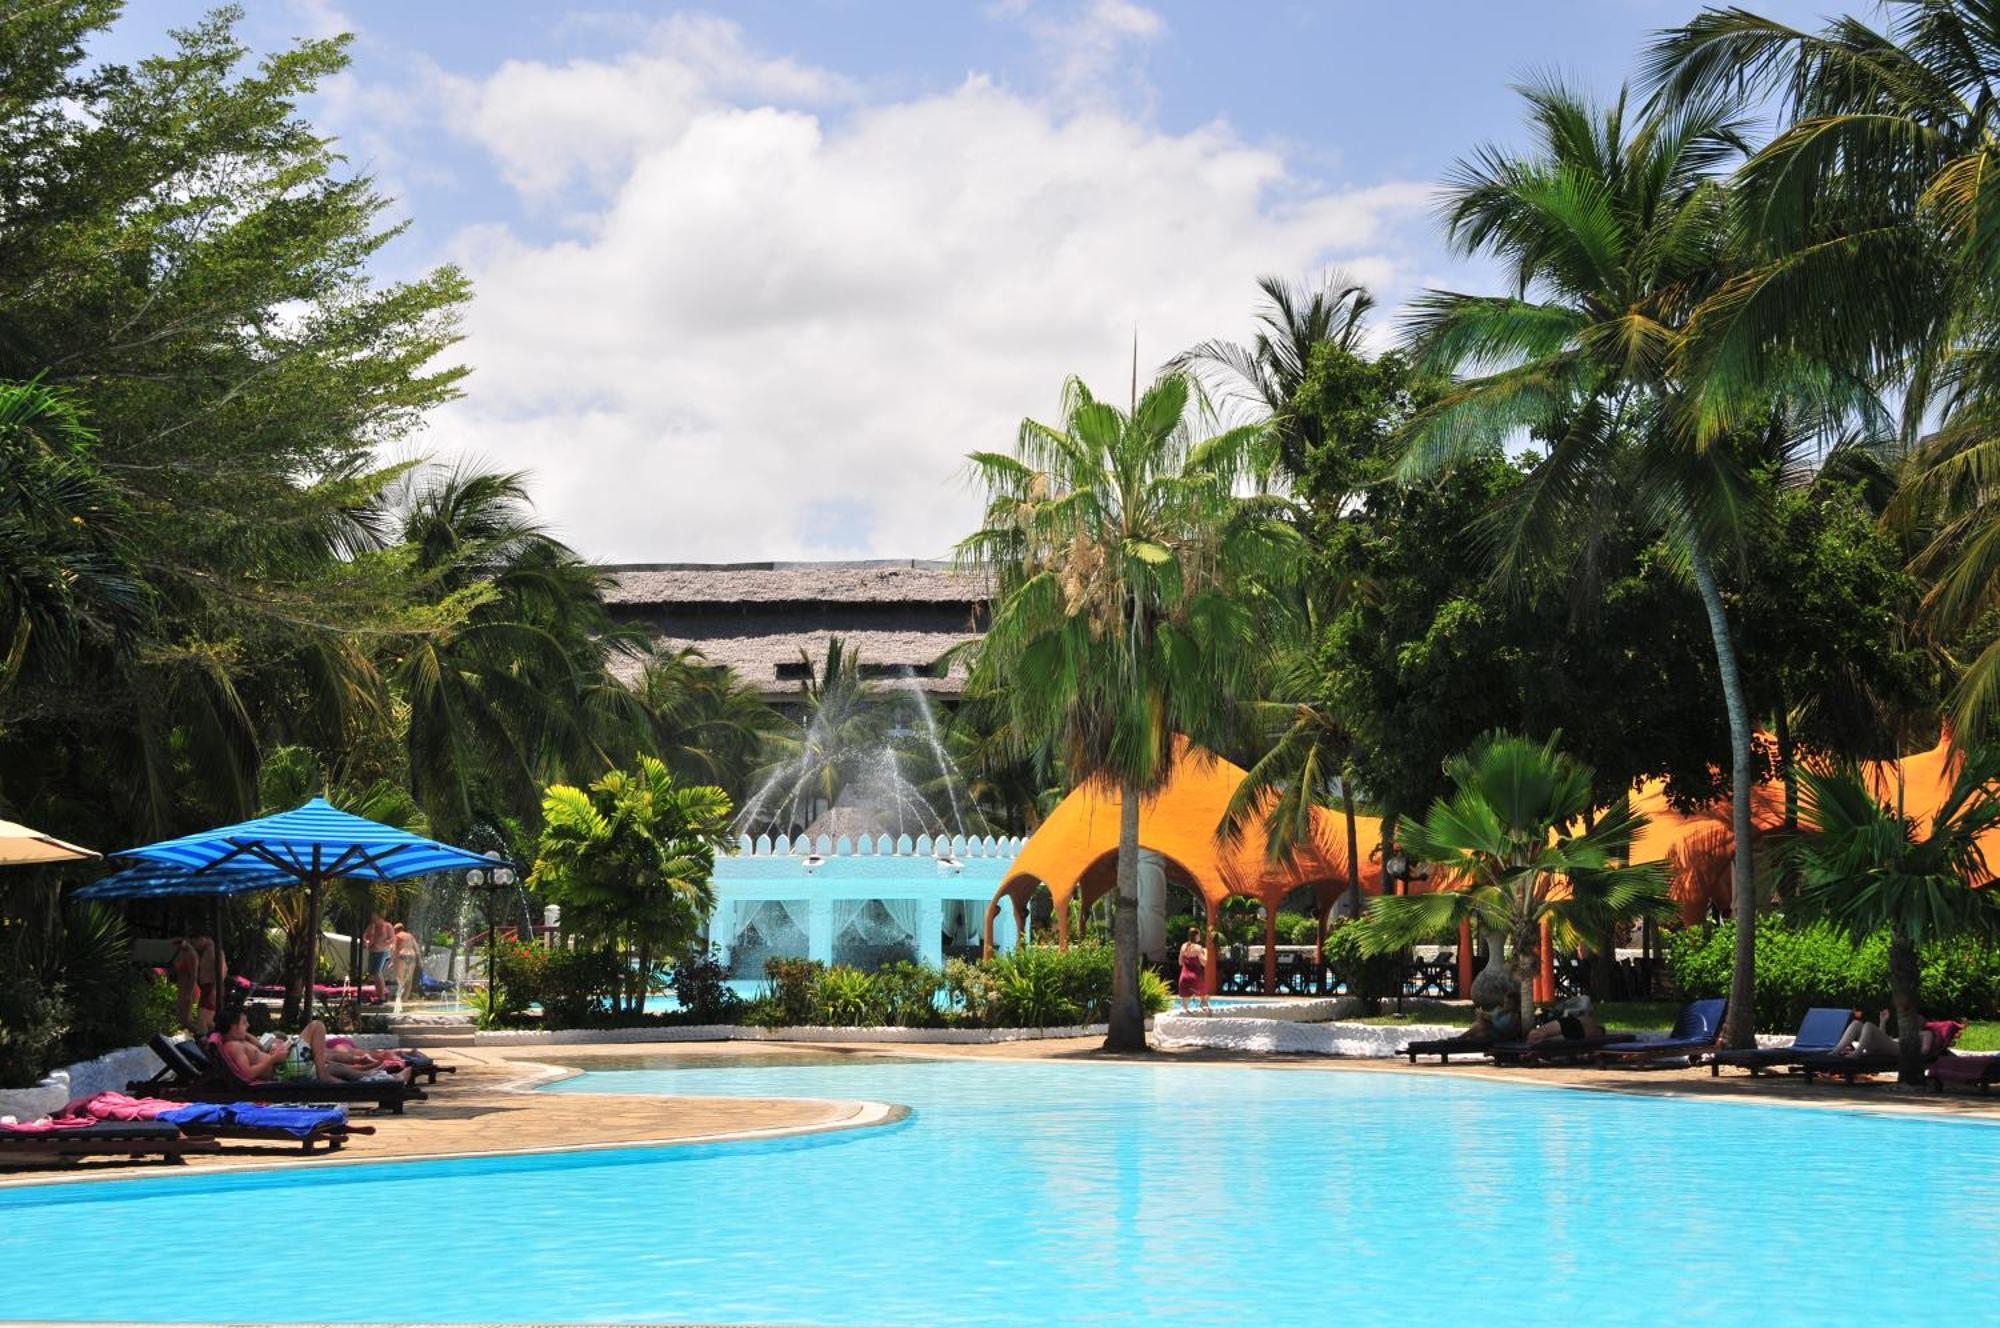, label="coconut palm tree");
[1646,2,2000,731]
[1357,733,1671,1031]
[384,465,638,837]
[630,646,786,802]
[1176,273,1376,480]
[1783,750,2000,1085]
[958,370,1294,1049]
[1394,80,1803,1048]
